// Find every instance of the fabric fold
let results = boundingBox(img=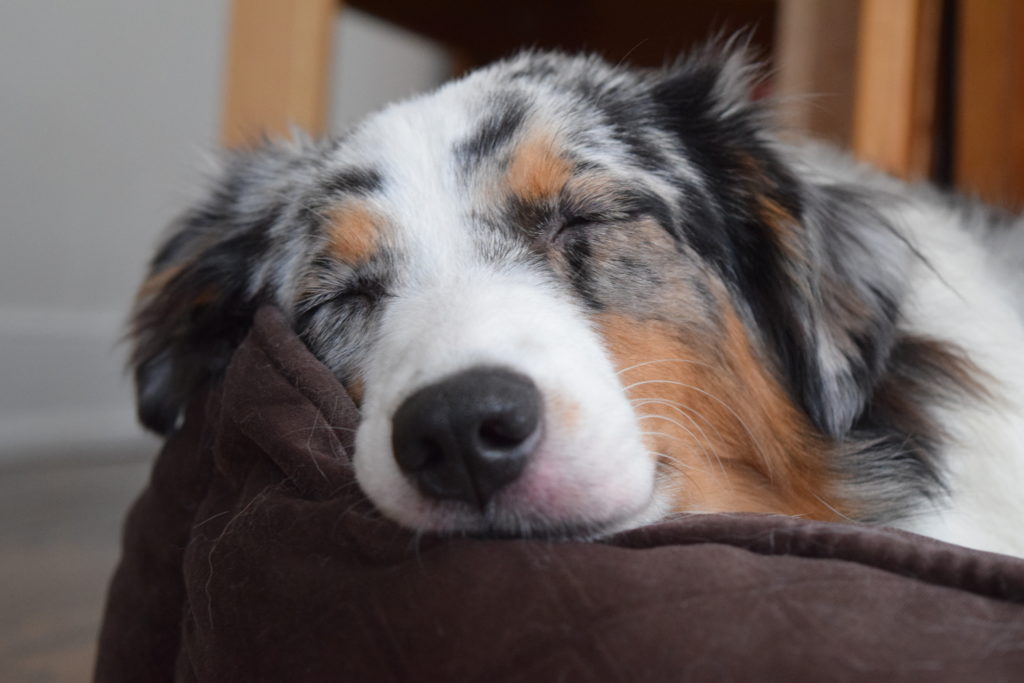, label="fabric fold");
[95,306,1024,683]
